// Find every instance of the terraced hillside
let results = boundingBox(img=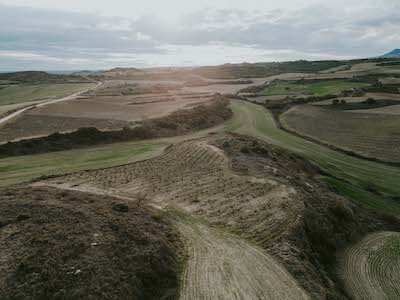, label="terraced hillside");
[343,232,400,300]
[39,139,302,240]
